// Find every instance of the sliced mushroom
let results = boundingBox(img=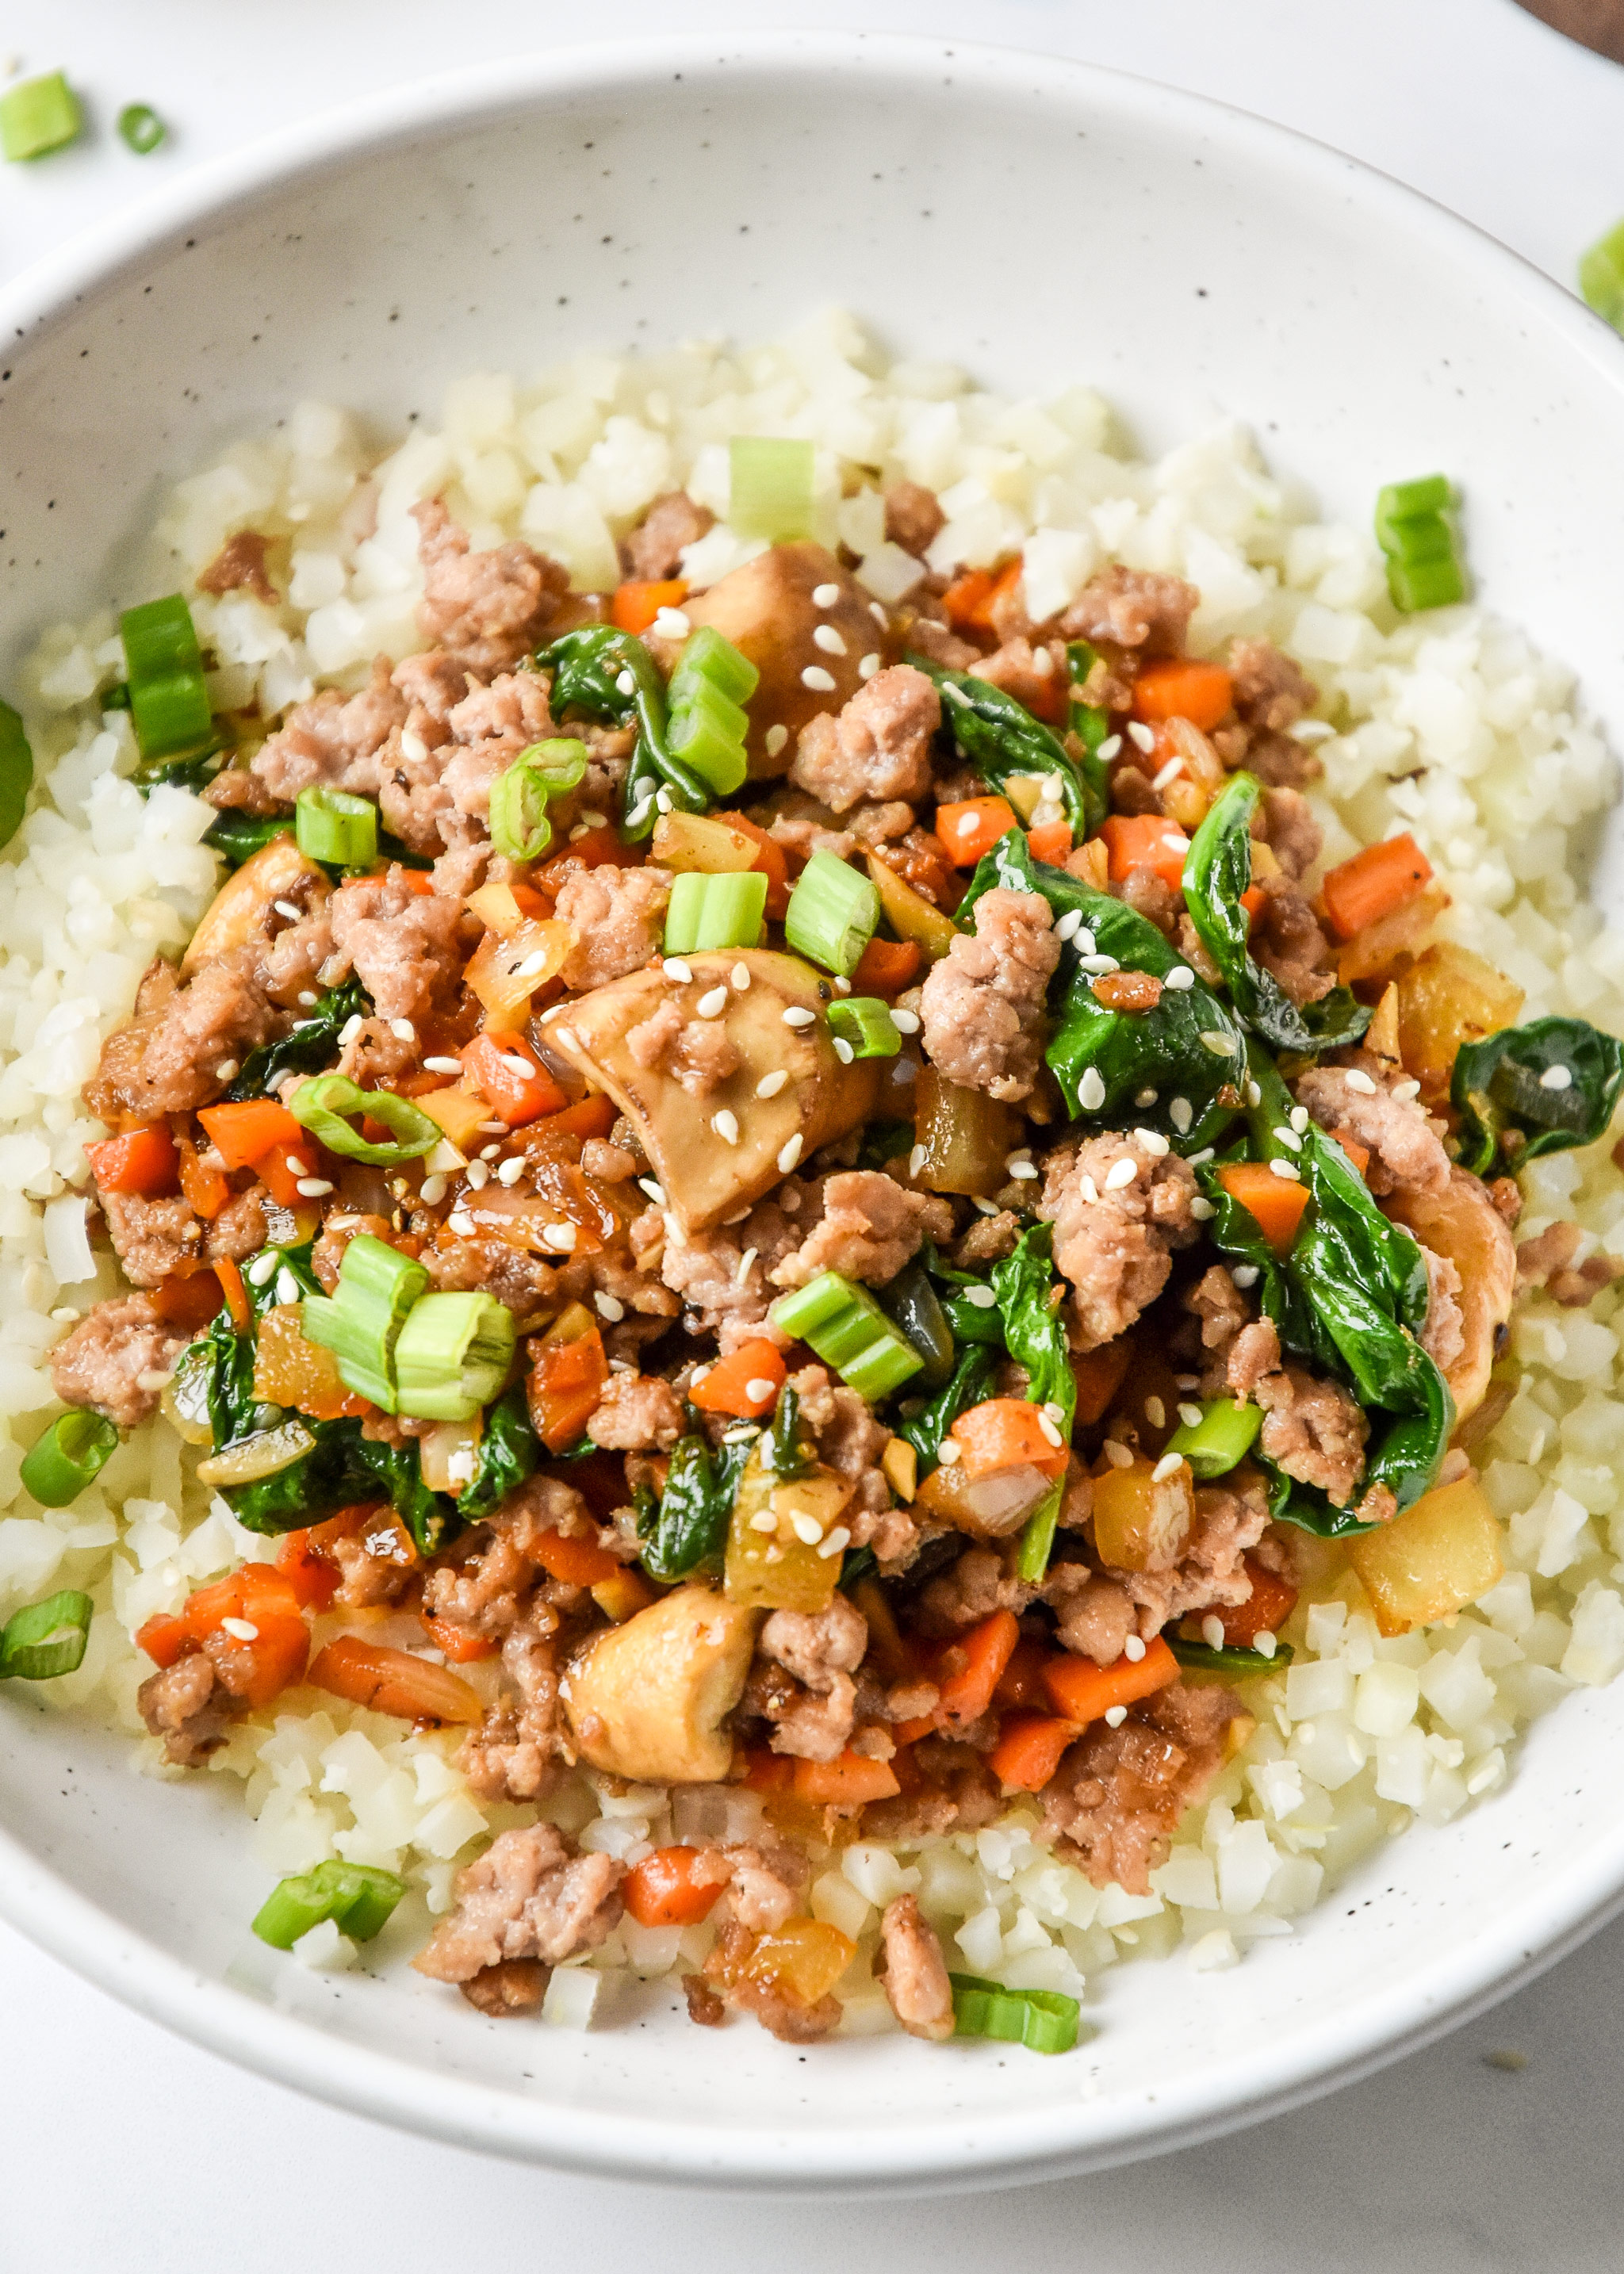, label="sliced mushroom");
[1385,1166,1516,1422]
[677,543,883,779]
[561,1583,760,1783]
[541,948,879,1234]
[182,834,326,978]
